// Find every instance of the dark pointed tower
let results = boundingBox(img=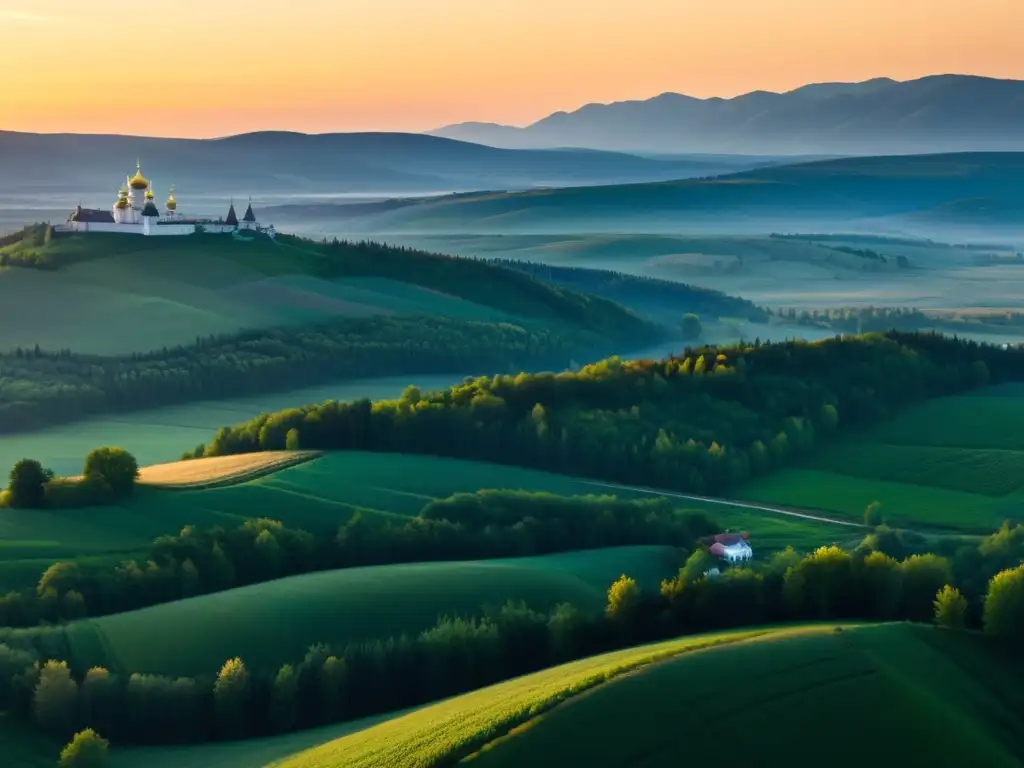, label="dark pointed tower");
[242,197,256,225]
[225,200,238,227]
